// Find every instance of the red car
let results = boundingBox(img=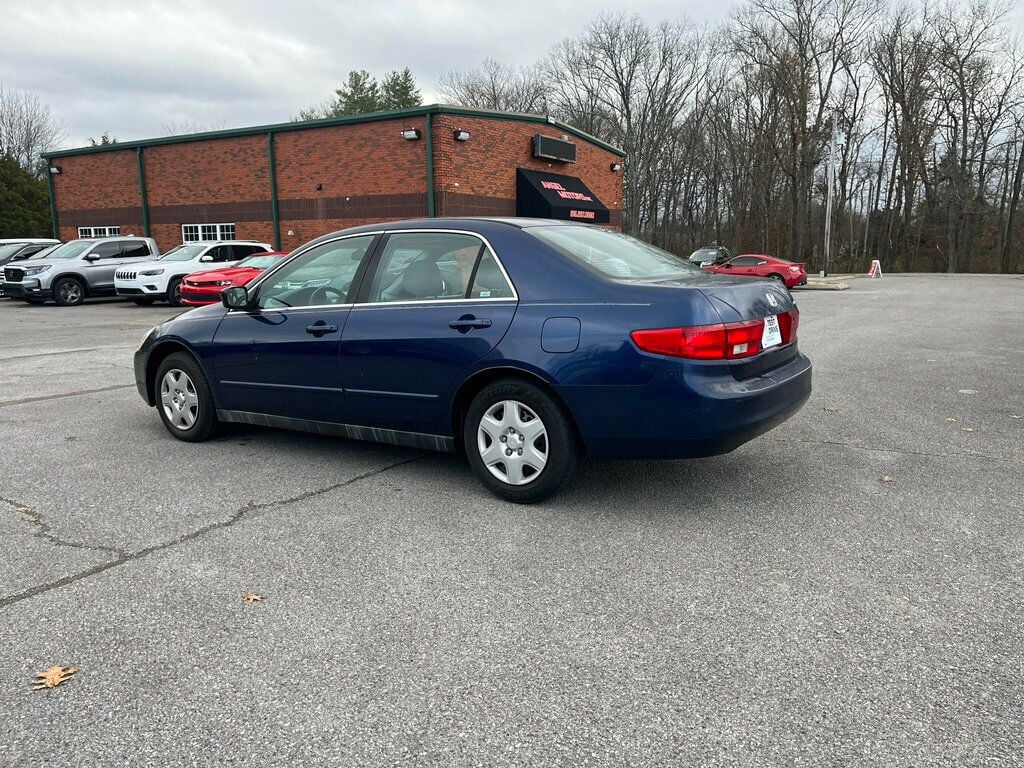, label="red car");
[703,254,807,288]
[180,252,289,306]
